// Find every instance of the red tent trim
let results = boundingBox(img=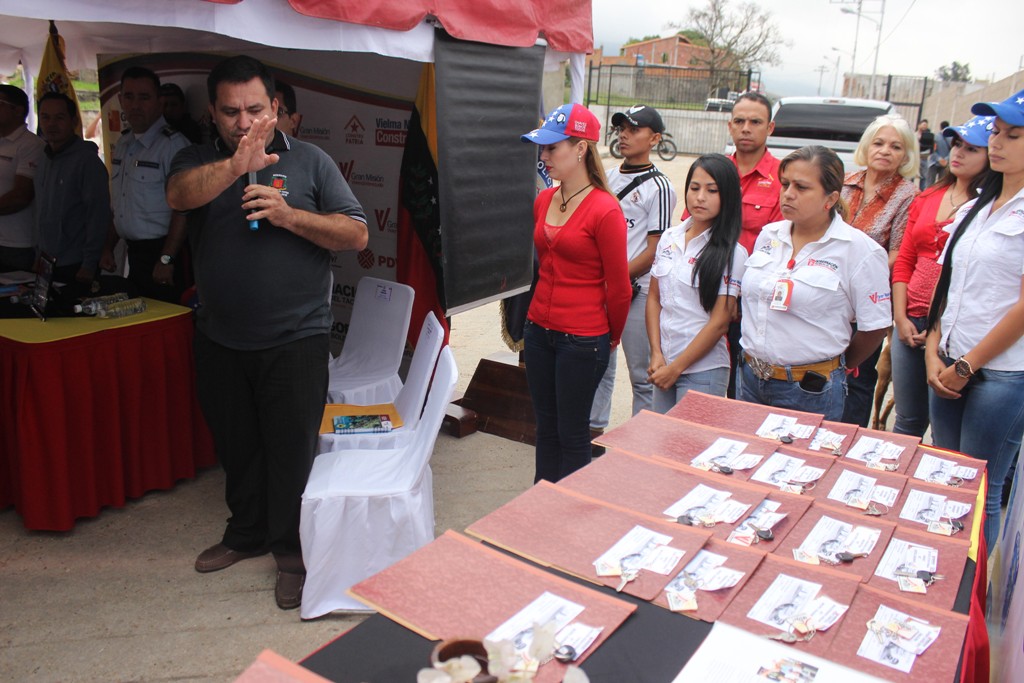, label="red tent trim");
[200,0,594,54]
